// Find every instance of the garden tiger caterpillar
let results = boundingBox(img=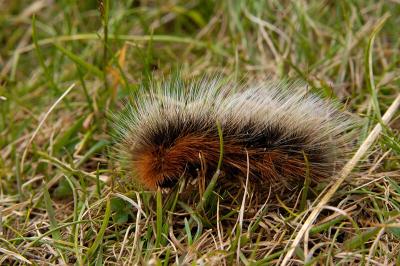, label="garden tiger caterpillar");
[111,76,352,190]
